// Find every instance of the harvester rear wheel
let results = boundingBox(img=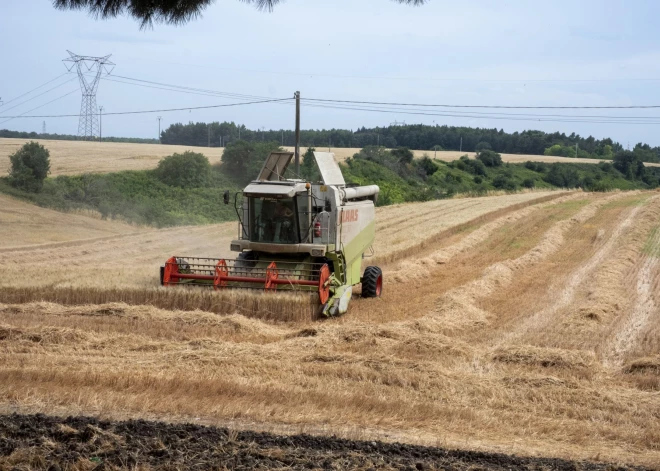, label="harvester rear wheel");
[361,266,382,298]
